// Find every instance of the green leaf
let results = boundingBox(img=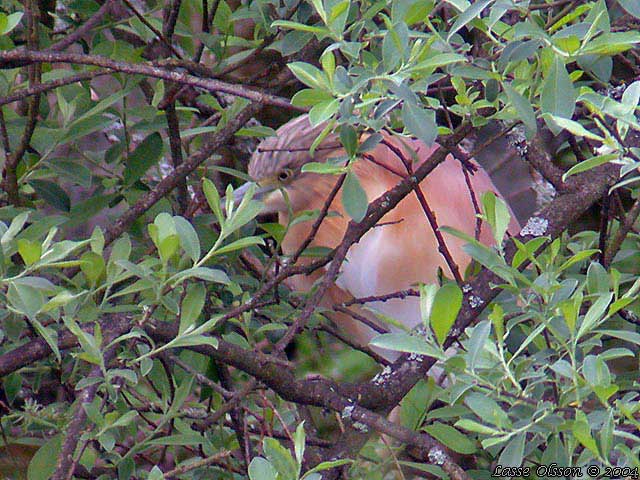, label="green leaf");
[465,392,511,429]
[358,133,382,153]
[582,355,611,387]
[381,20,406,70]
[301,161,347,174]
[341,170,368,222]
[541,56,576,119]
[423,423,476,454]
[12,276,56,291]
[3,372,22,405]
[447,0,494,41]
[308,0,327,23]
[309,99,339,126]
[400,379,436,430]
[148,466,164,480]
[166,376,195,417]
[90,226,105,254]
[8,283,45,321]
[304,459,352,477]
[577,292,613,339]
[169,267,230,285]
[28,179,71,212]
[401,102,437,147]
[288,62,328,90]
[454,419,501,435]
[467,320,491,370]
[294,422,305,465]
[340,124,358,157]
[173,216,201,263]
[599,410,614,458]
[498,433,525,468]
[321,50,336,80]
[80,251,105,286]
[158,234,180,264]
[259,222,286,243]
[328,0,349,35]
[180,283,206,335]
[369,333,446,360]
[271,20,331,36]
[236,125,277,138]
[0,12,23,35]
[63,316,102,365]
[291,88,335,107]
[309,121,335,157]
[263,437,298,480]
[118,456,135,479]
[581,32,640,55]
[430,283,462,345]
[39,239,89,266]
[504,83,536,138]
[249,457,278,480]
[593,384,618,403]
[27,435,62,480]
[557,248,600,271]
[123,132,164,185]
[409,53,467,73]
[17,238,42,266]
[619,0,640,19]
[572,411,600,458]
[202,178,224,224]
[215,236,265,256]
[541,114,604,141]
[481,191,511,248]
[212,0,232,34]
[2,211,29,248]
[166,334,219,350]
[105,411,139,431]
[107,235,131,280]
[586,261,609,294]
[419,283,438,327]
[562,153,617,180]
